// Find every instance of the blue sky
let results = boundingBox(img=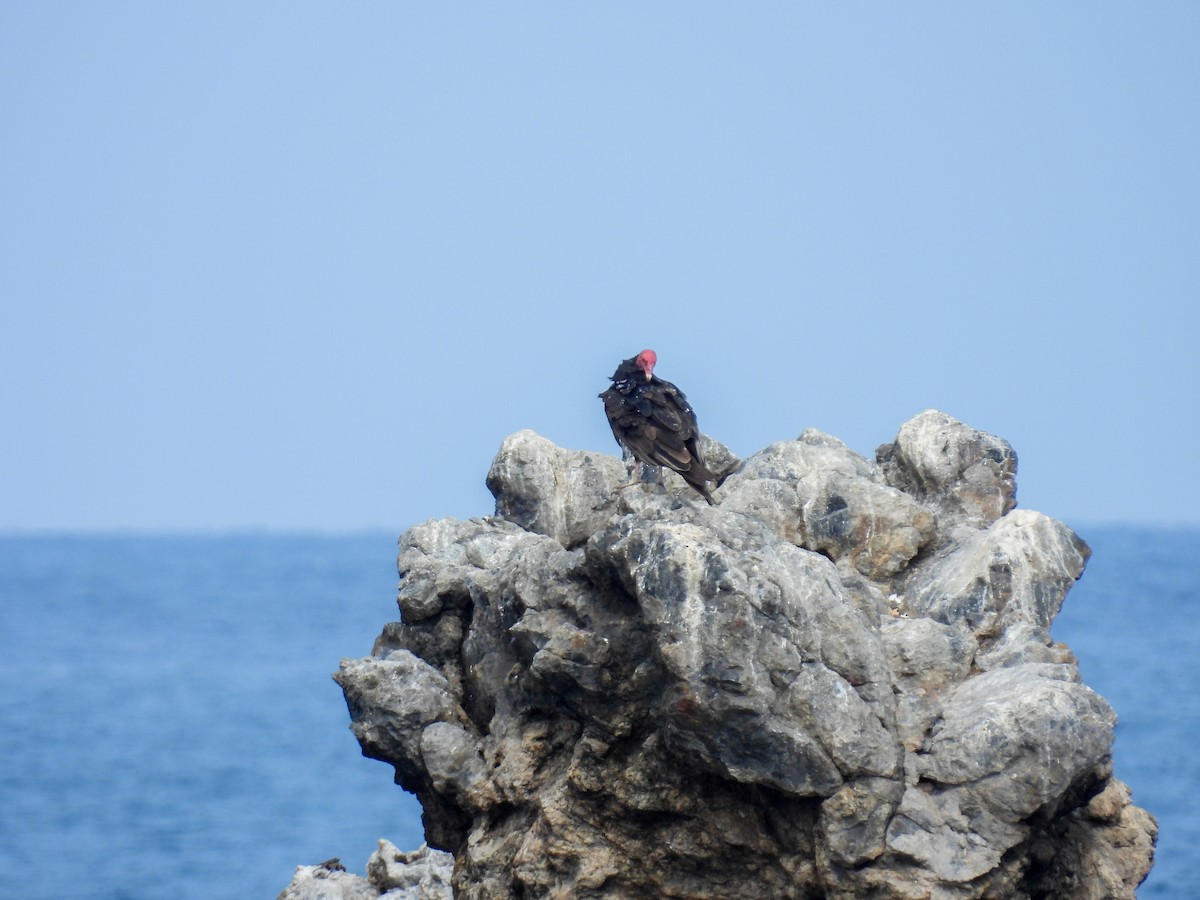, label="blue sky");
[3,4,1198,531]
